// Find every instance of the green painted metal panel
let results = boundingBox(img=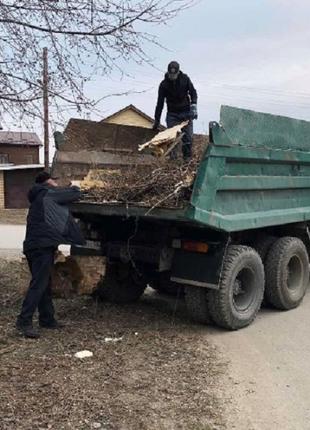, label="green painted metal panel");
[192,206,310,232]
[225,162,310,177]
[191,149,226,211]
[215,189,310,214]
[220,105,310,151]
[210,144,310,164]
[188,106,310,232]
[219,176,310,190]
